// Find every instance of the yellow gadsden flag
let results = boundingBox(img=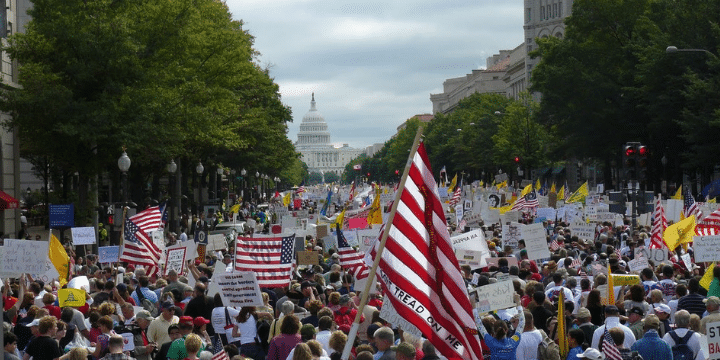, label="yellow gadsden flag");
[550,182,556,194]
[520,184,533,197]
[534,179,542,191]
[58,288,86,308]
[447,173,458,195]
[335,208,346,229]
[566,182,589,203]
[701,263,716,290]
[49,232,70,286]
[672,185,683,200]
[282,192,292,207]
[664,215,696,251]
[367,188,383,225]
